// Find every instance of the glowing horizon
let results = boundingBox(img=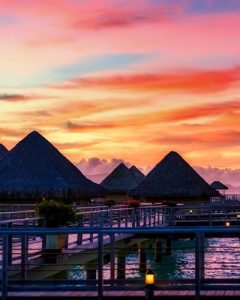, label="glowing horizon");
[1,0,240,180]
